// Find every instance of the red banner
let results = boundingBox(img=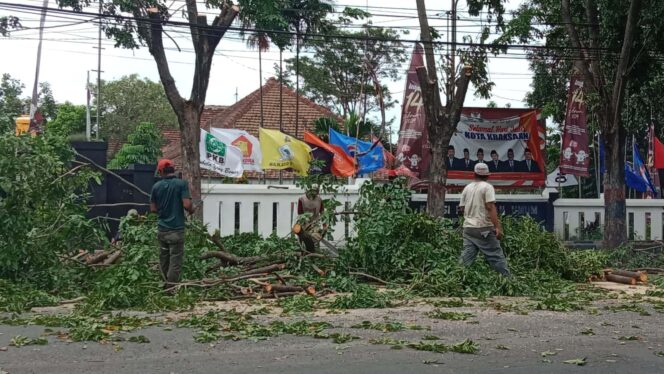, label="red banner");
[395,43,429,178]
[560,76,590,176]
